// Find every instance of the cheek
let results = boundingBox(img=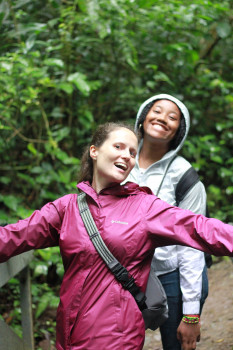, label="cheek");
[170,121,180,133]
[96,155,109,169]
[174,126,180,135]
[129,160,136,171]
[143,117,150,127]
[142,121,149,134]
